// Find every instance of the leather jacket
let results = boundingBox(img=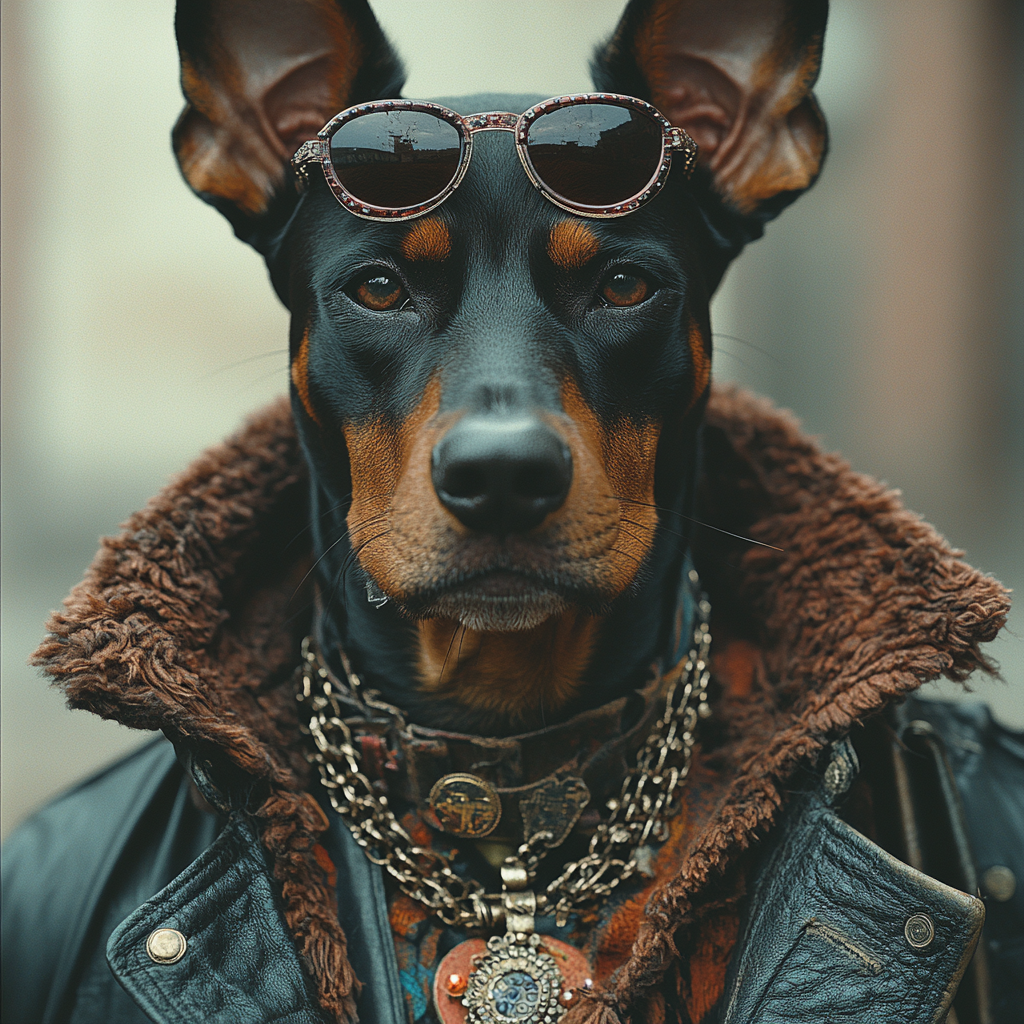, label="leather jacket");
[3,388,1020,1023]
[4,698,1022,1023]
